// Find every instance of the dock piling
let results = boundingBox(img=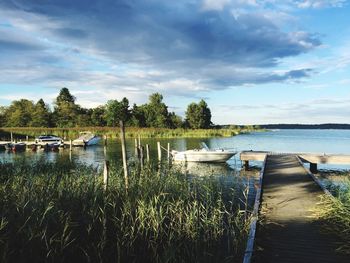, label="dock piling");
[103,160,109,190]
[146,144,150,162]
[157,142,162,162]
[167,142,170,163]
[104,135,107,146]
[310,162,318,173]
[244,160,249,171]
[119,121,129,189]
